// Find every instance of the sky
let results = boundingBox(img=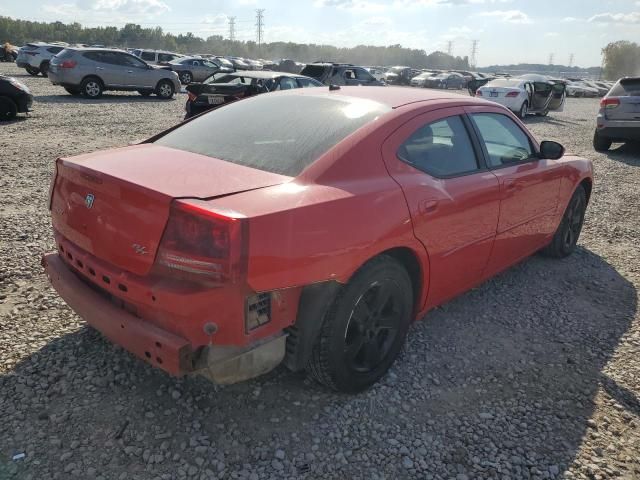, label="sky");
[0,0,639,67]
